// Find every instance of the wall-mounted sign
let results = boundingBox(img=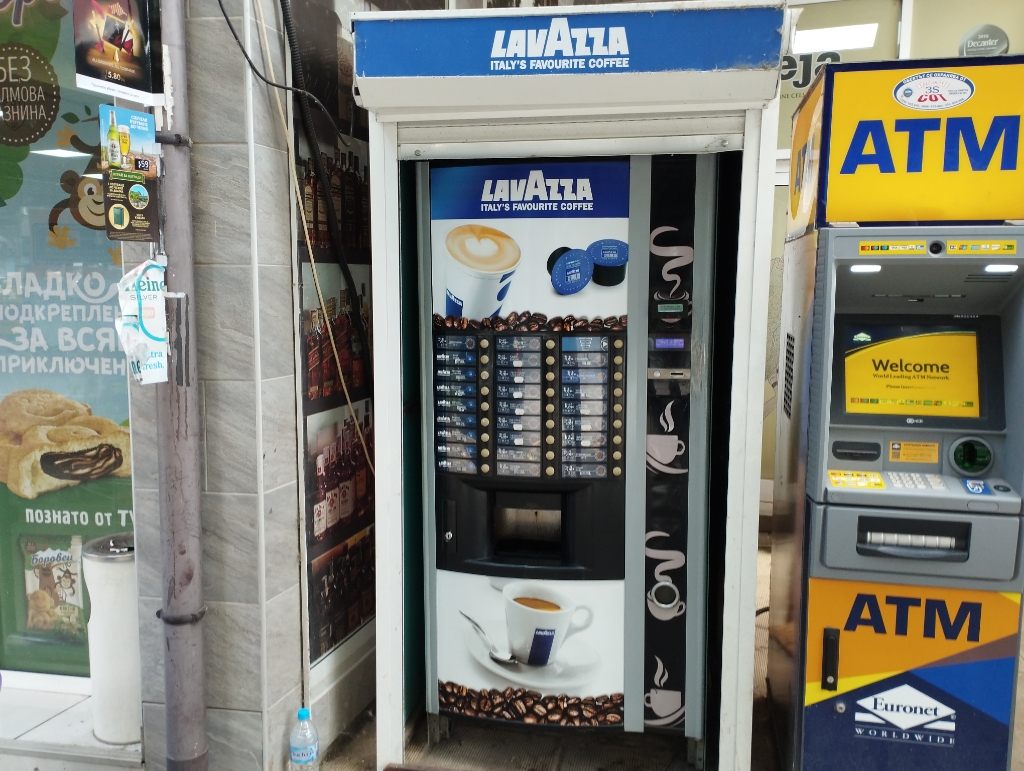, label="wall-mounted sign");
[0,43,61,146]
[959,25,1009,58]
[73,0,163,104]
[788,57,1024,232]
[99,104,159,241]
[353,7,783,79]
